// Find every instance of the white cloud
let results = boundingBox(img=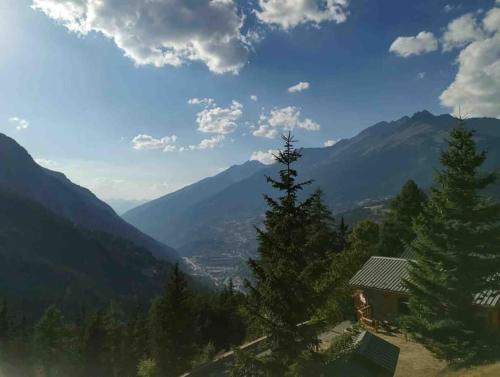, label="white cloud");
[442,13,484,51]
[250,94,258,101]
[35,158,57,168]
[252,124,279,138]
[8,117,29,131]
[131,134,177,152]
[389,31,438,57]
[324,139,338,147]
[440,33,500,118]
[32,0,252,74]
[440,5,500,118]
[483,7,500,33]
[443,4,462,13]
[250,149,278,164]
[256,0,350,30]
[288,81,310,93]
[187,97,215,106]
[252,106,320,138]
[192,99,243,134]
[180,135,225,151]
[197,134,225,149]
[417,72,426,79]
[389,4,500,118]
